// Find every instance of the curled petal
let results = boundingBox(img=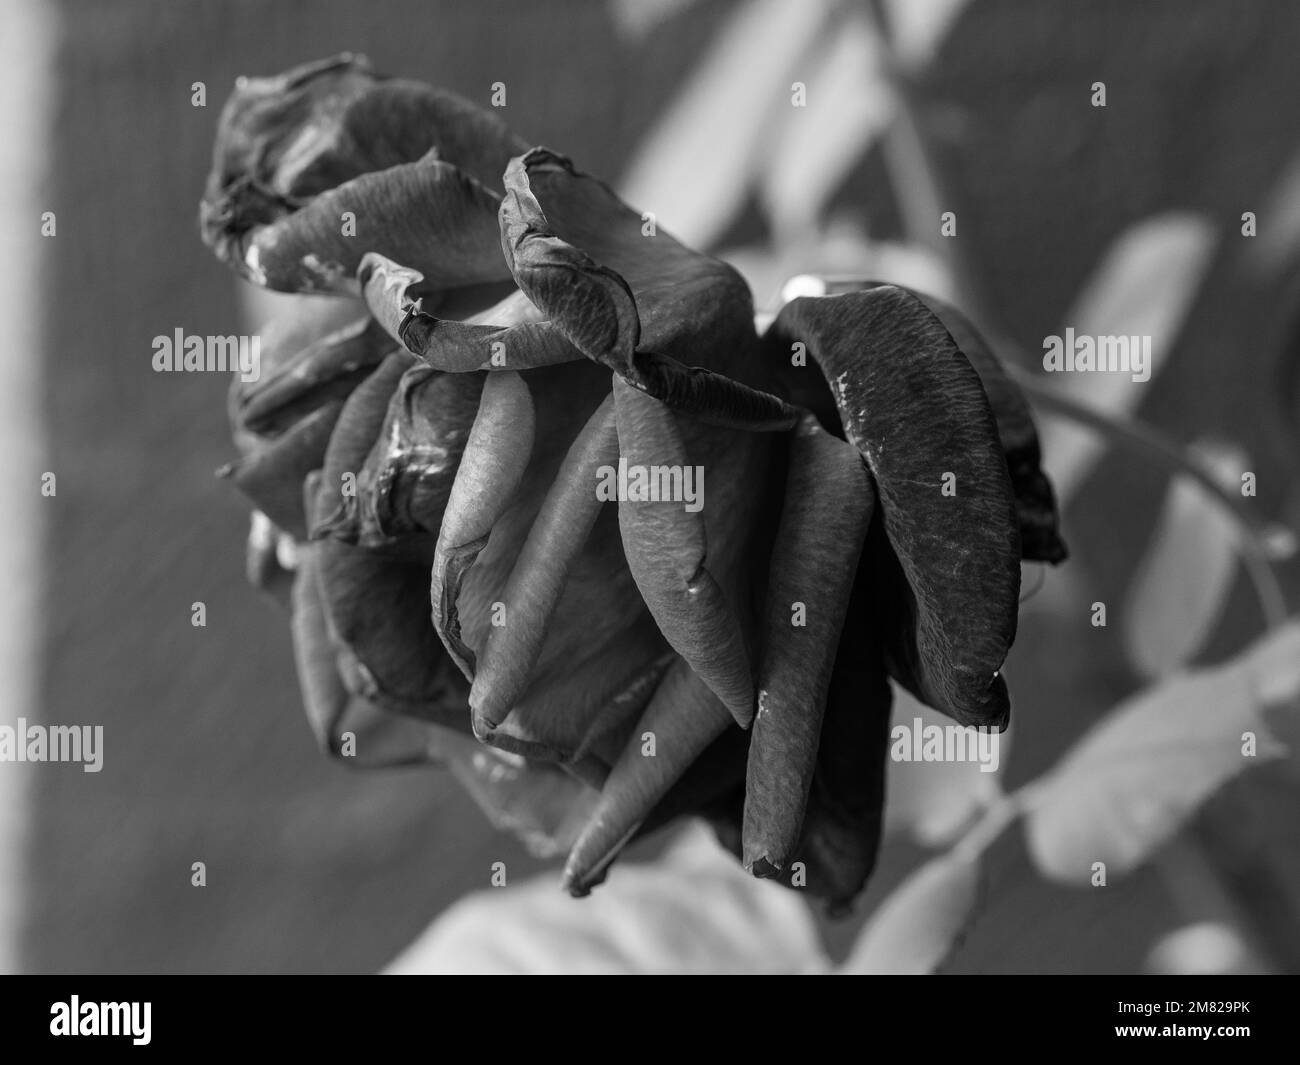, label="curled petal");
[498,148,796,429]
[294,541,599,853]
[621,351,799,432]
[613,378,755,727]
[499,148,753,361]
[291,545,468,762]
[431,371,536,681]
[906,291,1067,565]
[769,286,1021,728]
[481,618,672,766]
[238,316,391,437]
[763,280,1066,564]
[312,351,414,540]
[348,365,486,547]
[499,149,641,373]
[361,253,583,371]
[471,393,619,729]
[201,53,526,264]
[295,535,599,853]
[228,294,364,455]
[222,302,388,545]
[563,659,734,896]
[743,415,875,873]
[219,400,344,539]
[293,353,462,717]
[233,154,510,294]
[792,570,895,909]
[304,471,464,723]
[451,364,682,762]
